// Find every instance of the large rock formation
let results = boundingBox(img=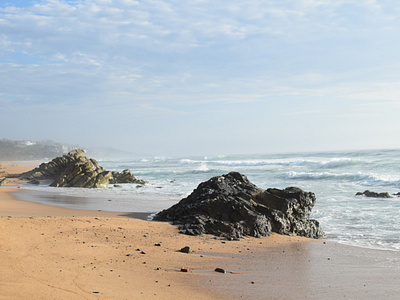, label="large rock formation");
[154,172,323,240]
[19,149,145,188]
